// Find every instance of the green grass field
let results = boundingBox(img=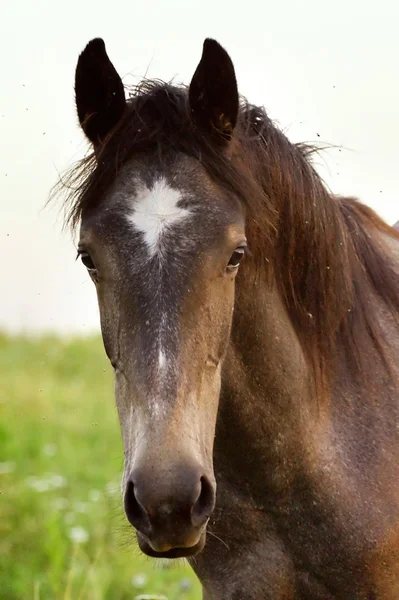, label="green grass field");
[0,333,202,600]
